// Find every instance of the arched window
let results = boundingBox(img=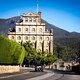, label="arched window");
[33,18,36,22]
[32,36,35,40]
[46,37,49,40]
[32,42,35,47]
[38,49,41,52]
[25,18,28,22]
[29,18,32,22]
[46,49,48,52]
[19,28,21,32]
[18,36,21,40]
[39,28,42,32]
[40,42,42,47]
[12,36,14,40]
[19,41,21,44]
[25,28,28,32]
[26,36,28,40]
[40,37,42,40]
[46,42,49,47]
[32,28,35,32]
